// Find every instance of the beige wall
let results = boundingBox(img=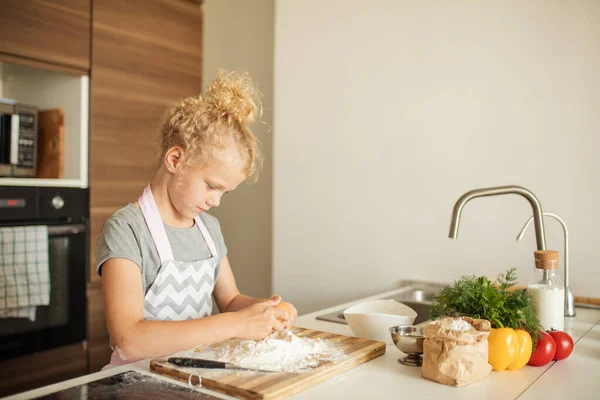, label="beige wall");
[203,0,274,298]
[273,0,600,314]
